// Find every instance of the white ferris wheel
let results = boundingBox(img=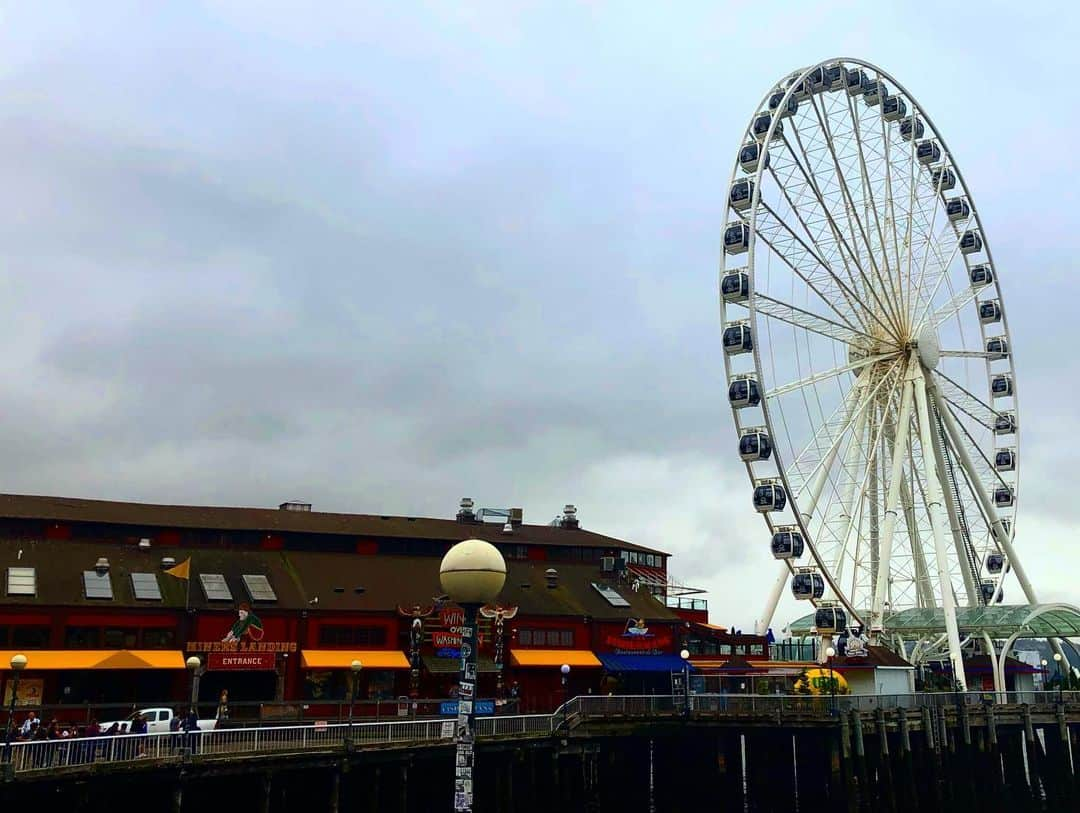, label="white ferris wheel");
[719,58,1036,686]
